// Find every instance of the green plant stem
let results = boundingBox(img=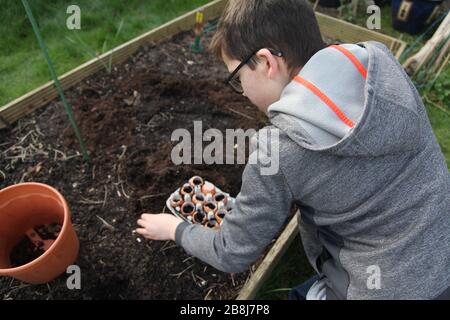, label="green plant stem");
[21,0,90,162]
